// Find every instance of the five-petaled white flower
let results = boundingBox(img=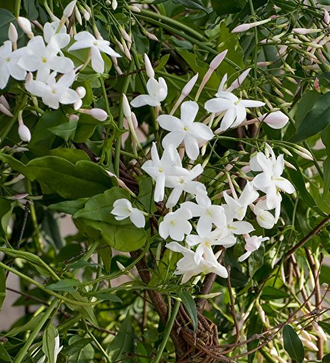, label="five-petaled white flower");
[141,143,185,202]
[0,41,26,89]
[157,101,214,160]
[252,200,276,229]
[181,190,226,235]
[165,164,205,208]
[68,31,120,73]
[205,74,265,132]
[166,242,228,283]
[159,208,192,241]
[111,198,145,228]
[250,145,295,209]
[18,35,74,82]
[131,77,168,108]
[238,235,269,262]
[25,71,79,109]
